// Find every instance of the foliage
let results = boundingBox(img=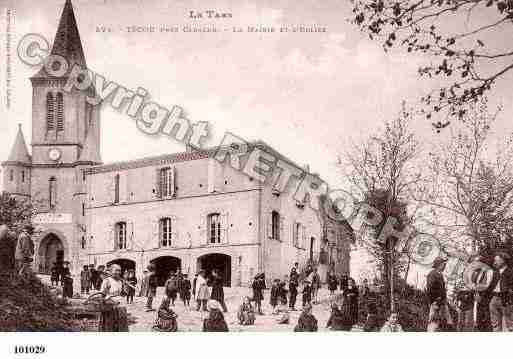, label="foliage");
[0,271,77,331]
[351,0,513,128]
